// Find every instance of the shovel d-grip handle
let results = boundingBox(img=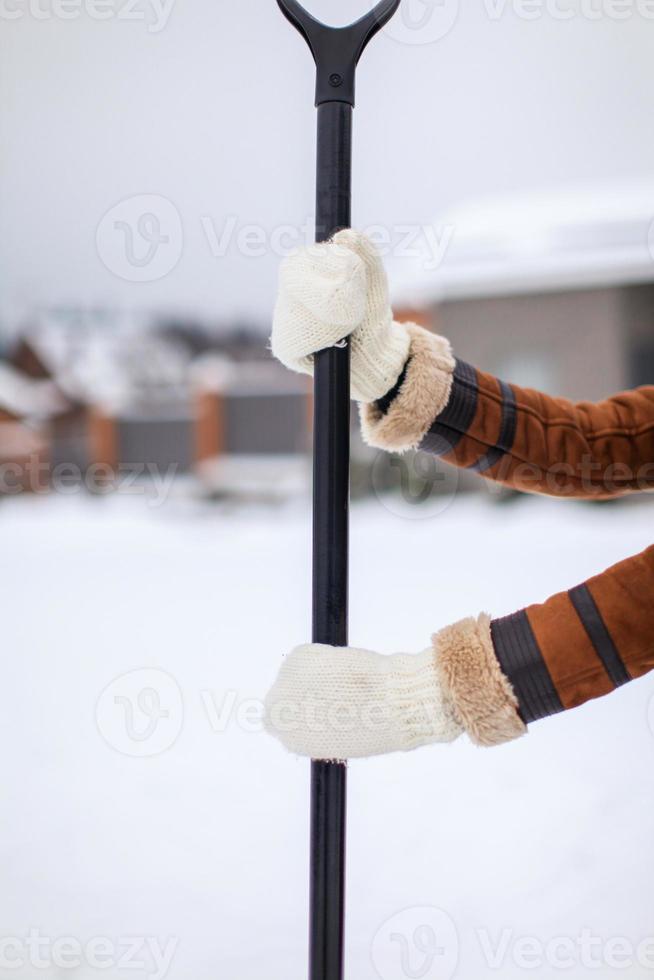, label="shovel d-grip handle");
[277,0,401,106]
[278,4,401,980]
